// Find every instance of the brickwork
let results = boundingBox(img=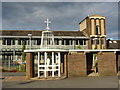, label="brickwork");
[26,52,34,79]
[68,52,87,77]
[97,52,117,76]
[64,54,67,77]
